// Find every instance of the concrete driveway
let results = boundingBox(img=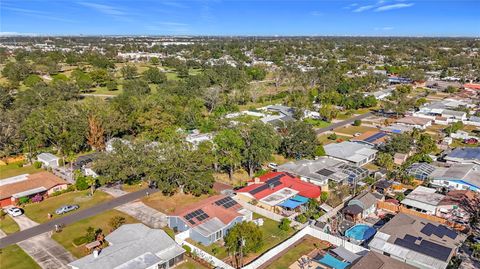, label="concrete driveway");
[12,215,75,269]
[116,201,167,228]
